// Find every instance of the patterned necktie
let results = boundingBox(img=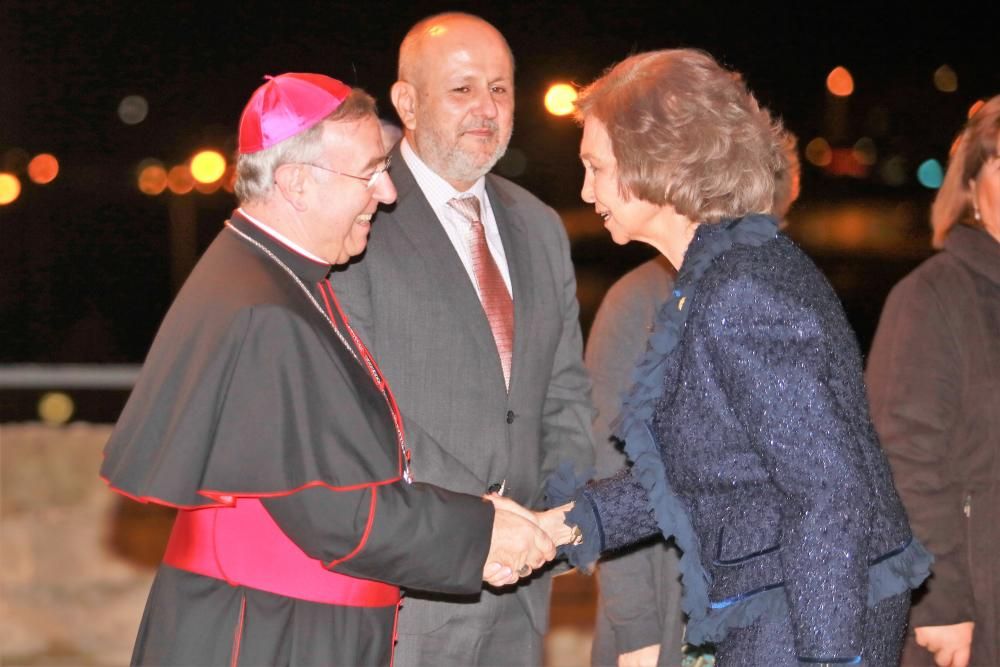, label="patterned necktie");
[448,195,514,389]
